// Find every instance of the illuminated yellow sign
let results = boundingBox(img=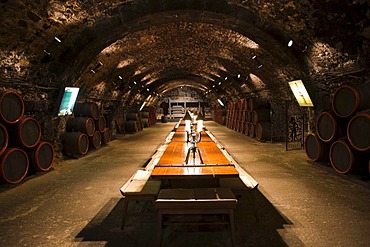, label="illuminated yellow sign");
[288,80,314,107]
